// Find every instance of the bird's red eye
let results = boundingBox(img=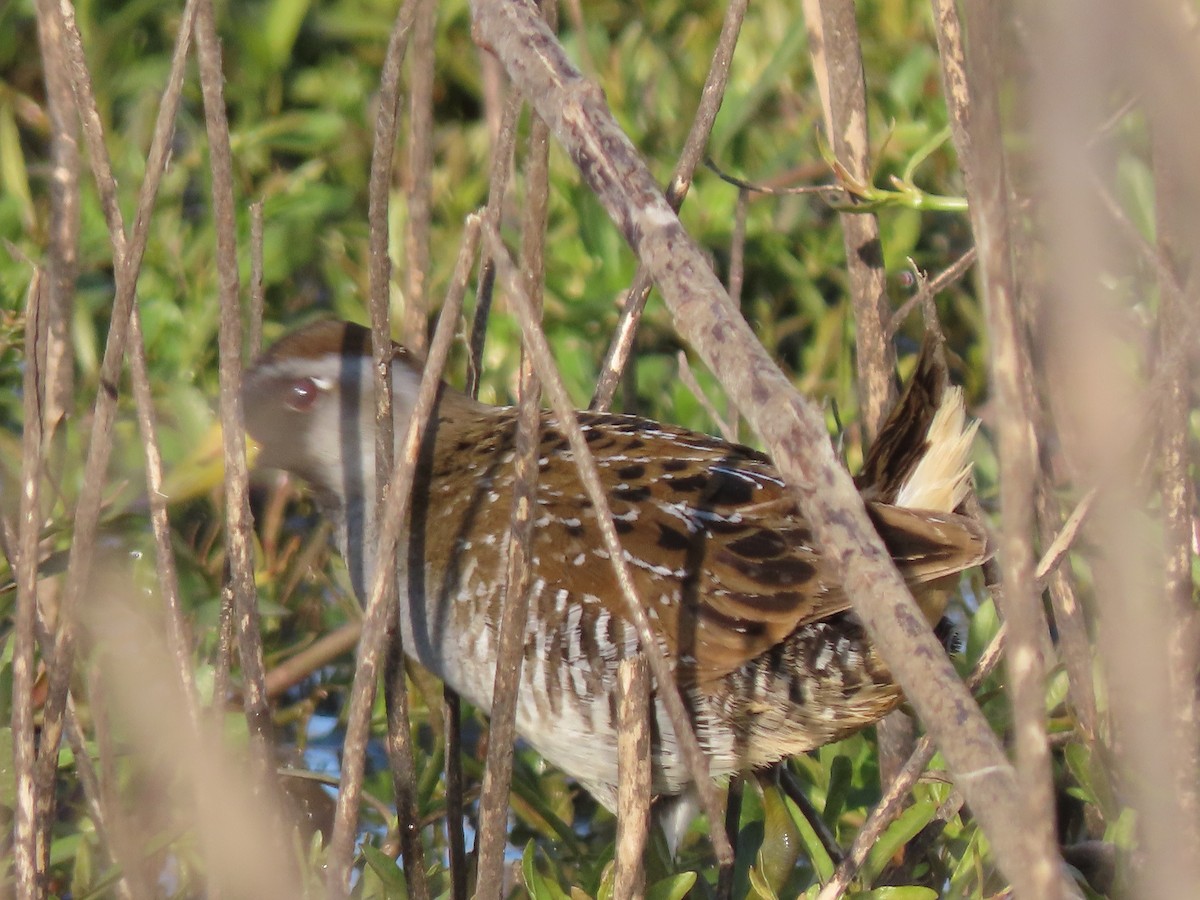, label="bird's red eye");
[285,376,323,413]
